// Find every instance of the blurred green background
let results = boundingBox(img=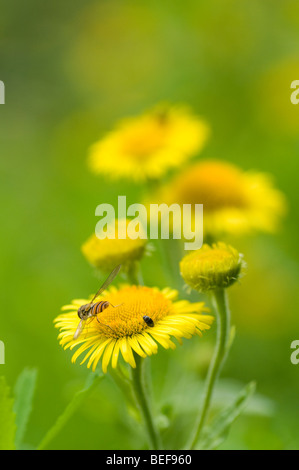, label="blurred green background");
[1,0,299,450]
